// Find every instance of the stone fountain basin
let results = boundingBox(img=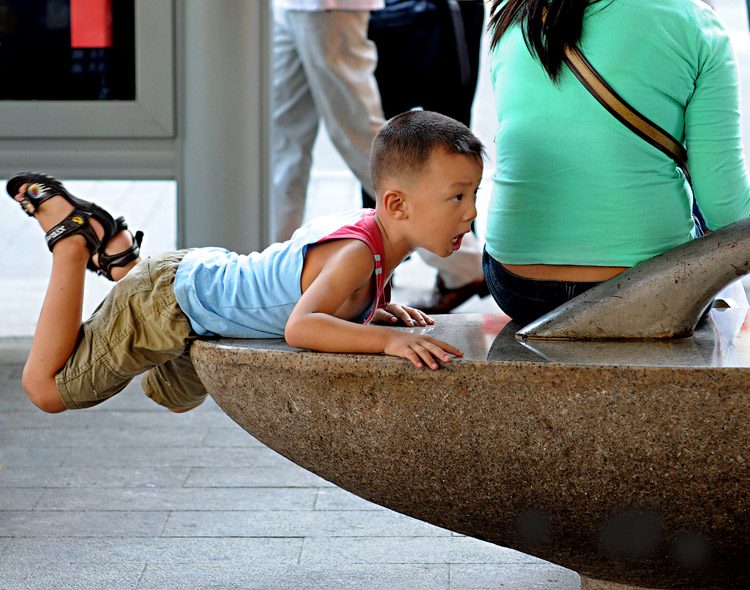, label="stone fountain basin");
[191,312,750,590]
